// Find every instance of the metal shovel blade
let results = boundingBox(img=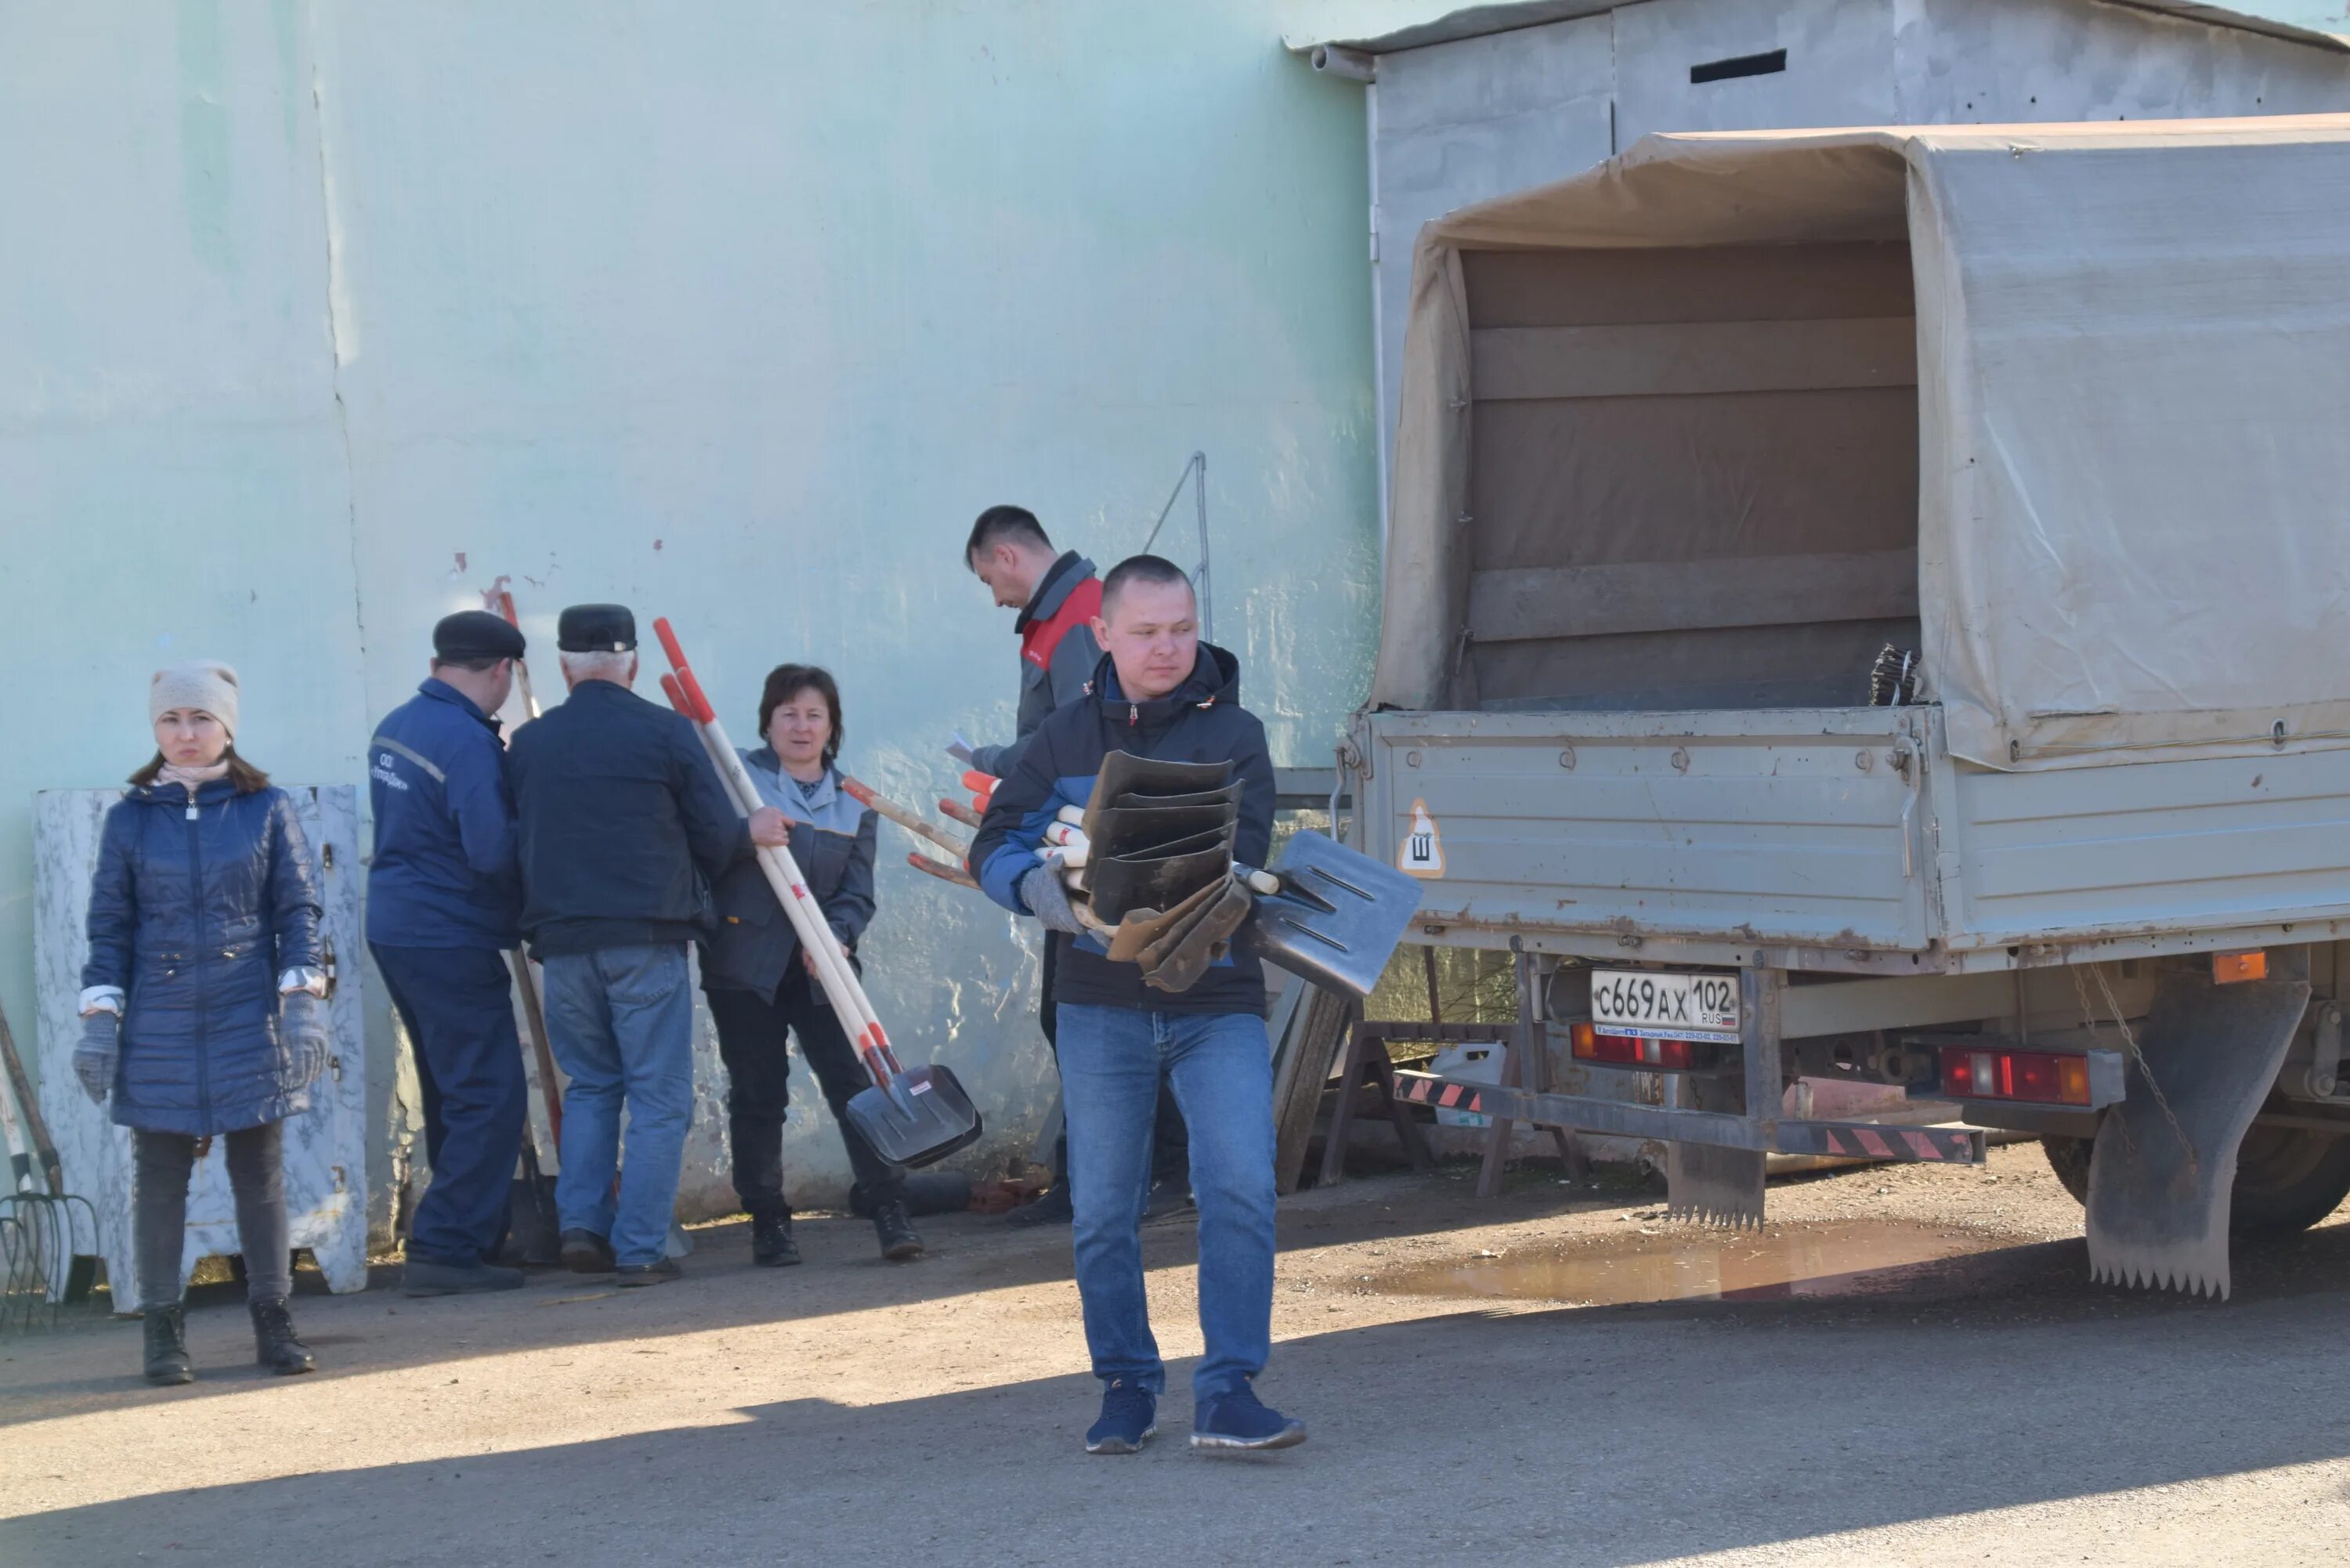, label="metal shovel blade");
[1083,752,1233,832]
[1085,802,1242,860]
[2087,971,2308,1299]
[1238,830,1423,998]
[1089,834,1235,923]
[847,1064,984,1170]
